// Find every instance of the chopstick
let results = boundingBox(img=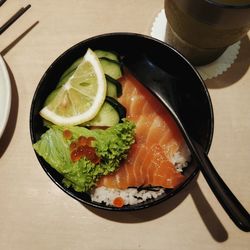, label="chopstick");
[0,4,31,35]
[0,0,7,7]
